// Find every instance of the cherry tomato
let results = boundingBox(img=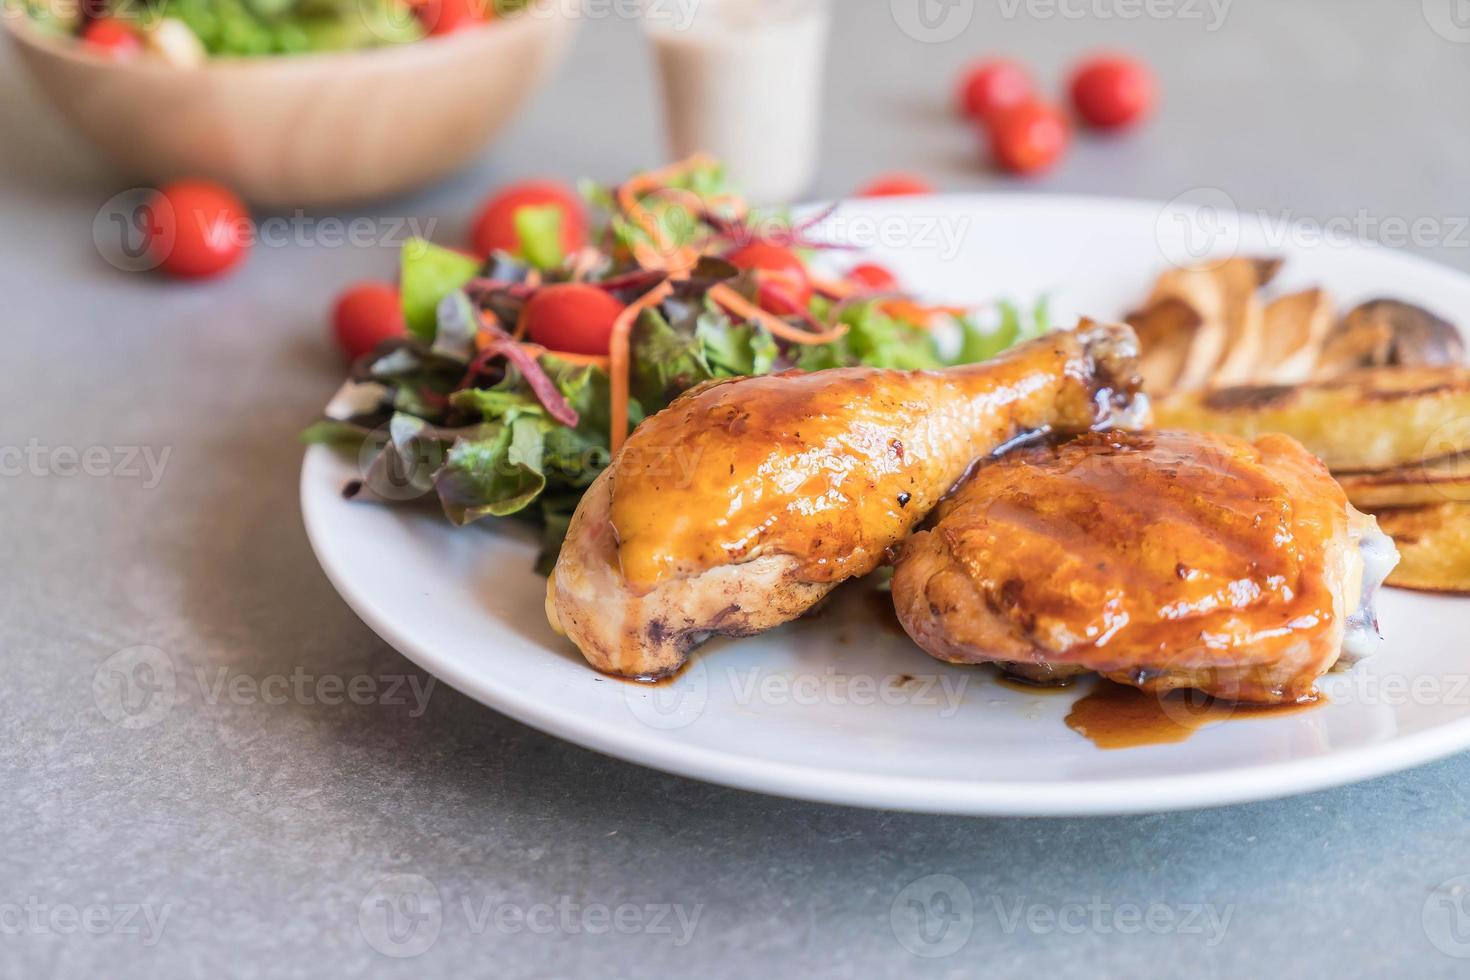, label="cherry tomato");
[332,282,405,360]
[855,174,935,198]
[471,180,587,260]
[956,59,1034,121]
[847,262,899,292]
[523,283,627,356]
[415,0,486,36]
[81,17,142,57]
[144,179,250,279]
[1069,55,1156,130]
[988,102,1070,175]
[726,242,813,311]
